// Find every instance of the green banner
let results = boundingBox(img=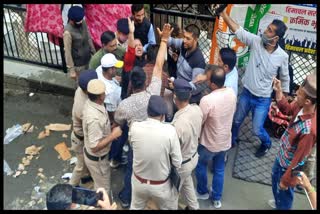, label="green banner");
[238,4,271,68]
